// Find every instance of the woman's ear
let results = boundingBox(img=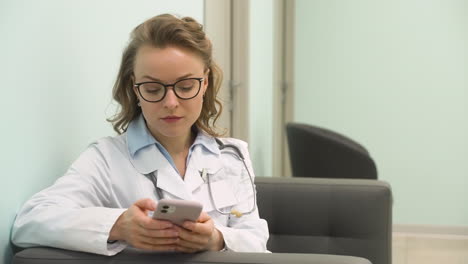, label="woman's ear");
[131,75,138,95]
[131,75,142,106]
[203,69,210,94]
